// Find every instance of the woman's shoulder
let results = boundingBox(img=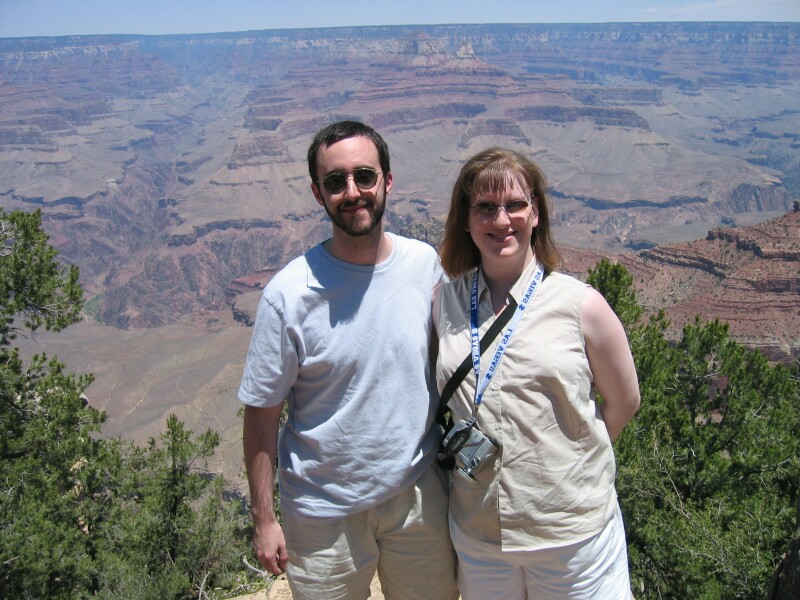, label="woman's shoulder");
[441,269,474,292]
[544,270,590,292]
